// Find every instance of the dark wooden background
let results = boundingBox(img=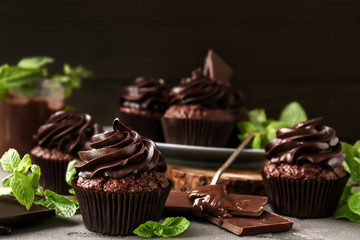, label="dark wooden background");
[1,0,360,142]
